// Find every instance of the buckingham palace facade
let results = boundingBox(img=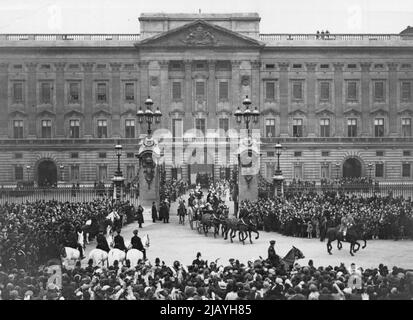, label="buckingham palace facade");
[0,12,413,186]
